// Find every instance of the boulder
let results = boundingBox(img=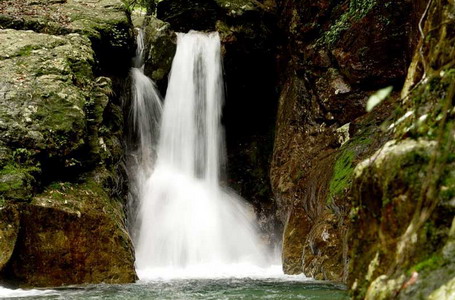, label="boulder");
[7,179,136,286]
